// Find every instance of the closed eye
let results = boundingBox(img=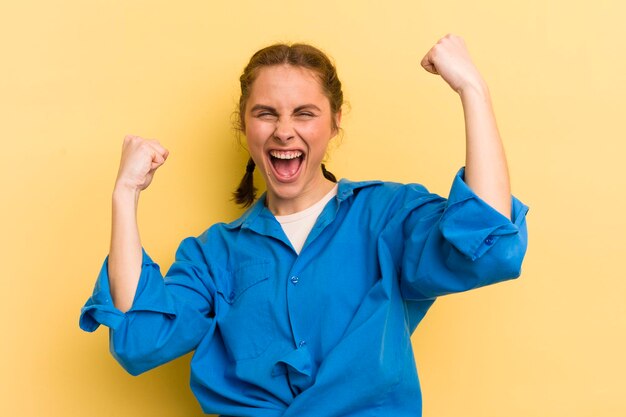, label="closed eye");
[250,104,278,120]
[253,111,279,121]
[293,104,320,119]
